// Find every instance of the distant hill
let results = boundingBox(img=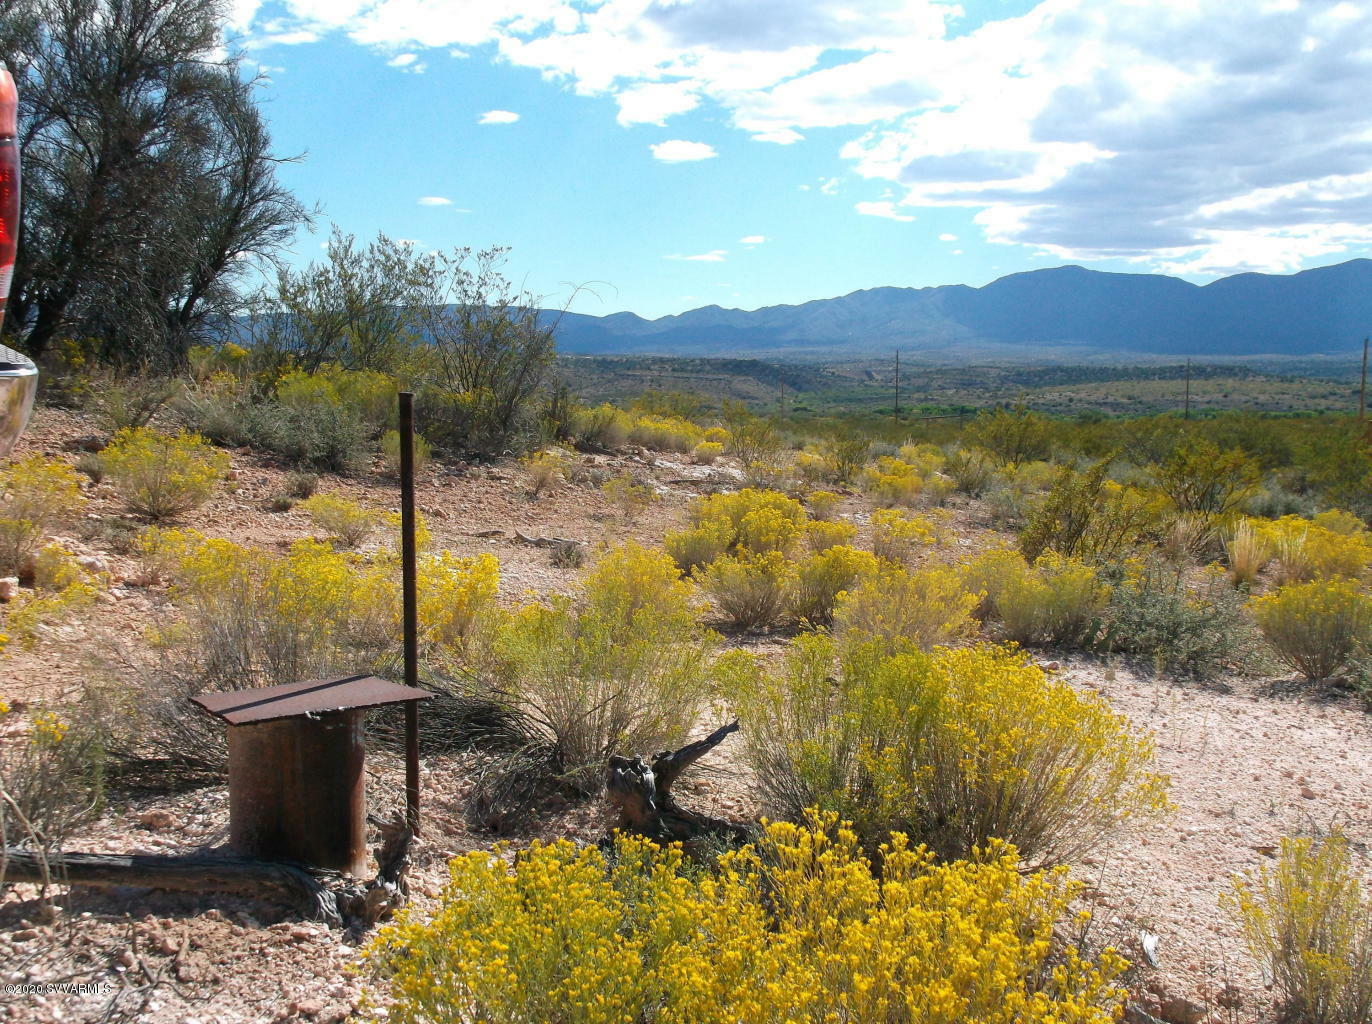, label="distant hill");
[548,260,1372,359]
